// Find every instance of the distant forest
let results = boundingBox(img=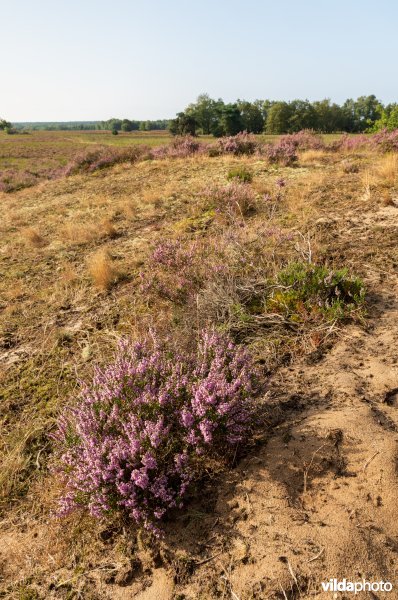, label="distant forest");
[169,94,398,136]
[5,93,398,135]
[11,119,169,132]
